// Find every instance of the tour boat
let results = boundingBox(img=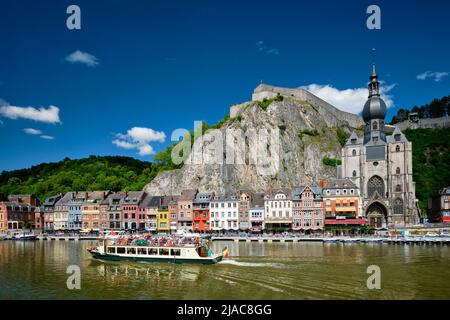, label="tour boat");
[12,232,38,240]
[88,240,224,265]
